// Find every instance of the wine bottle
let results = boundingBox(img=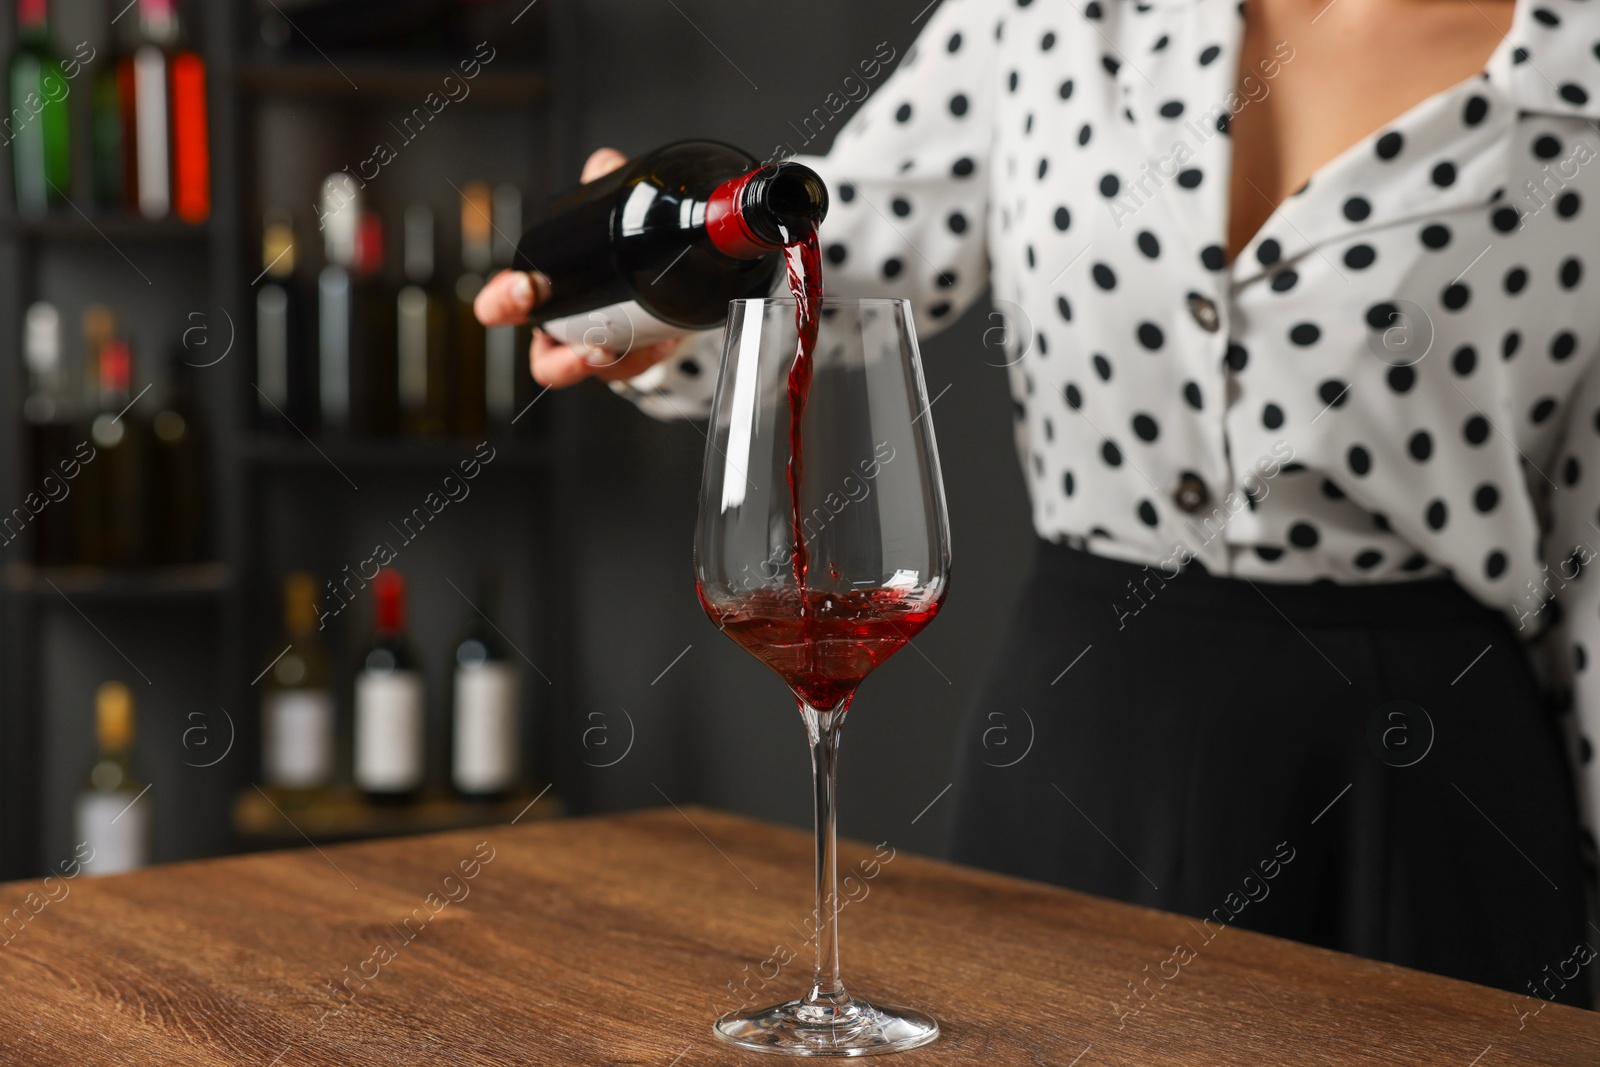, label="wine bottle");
[91,49,121,208]
[168,36,209,224]
[257,210,296,427]
[149,358,204,564]
[262,571,336,793]
[512,142,828,351]
[23,301,76,565]
[351,210,397,436]
[397,203,449,436]
[354,568,424,803]
[8,0,70,217]
[318,173,359,432]
[452,571,520,799]
[87,332,151,567]
[486,182,524,431]
[453,181,491,438]
[118,0,175,218]
[75,681,152,876]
